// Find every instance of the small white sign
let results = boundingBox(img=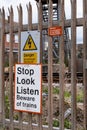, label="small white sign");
[14,64,42,113]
